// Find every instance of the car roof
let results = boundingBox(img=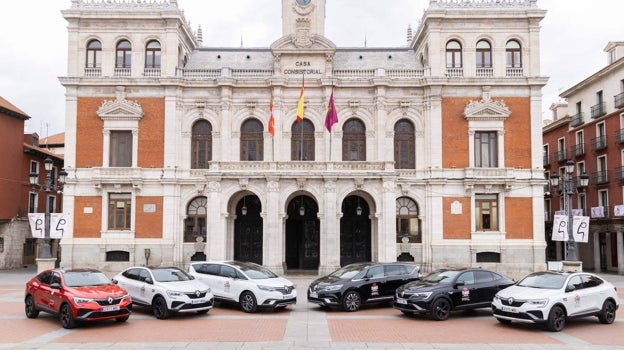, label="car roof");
[56,268,102,274]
